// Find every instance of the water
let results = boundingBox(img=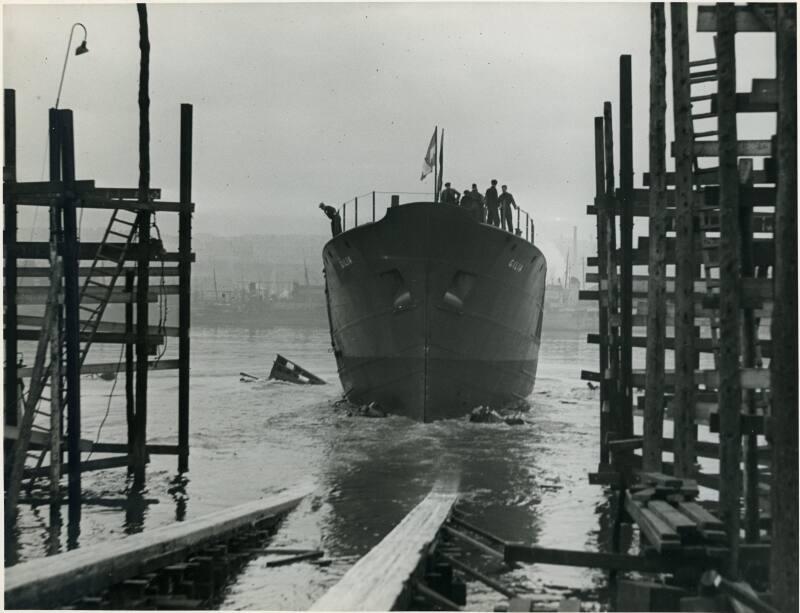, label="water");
[8,324,615,611]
